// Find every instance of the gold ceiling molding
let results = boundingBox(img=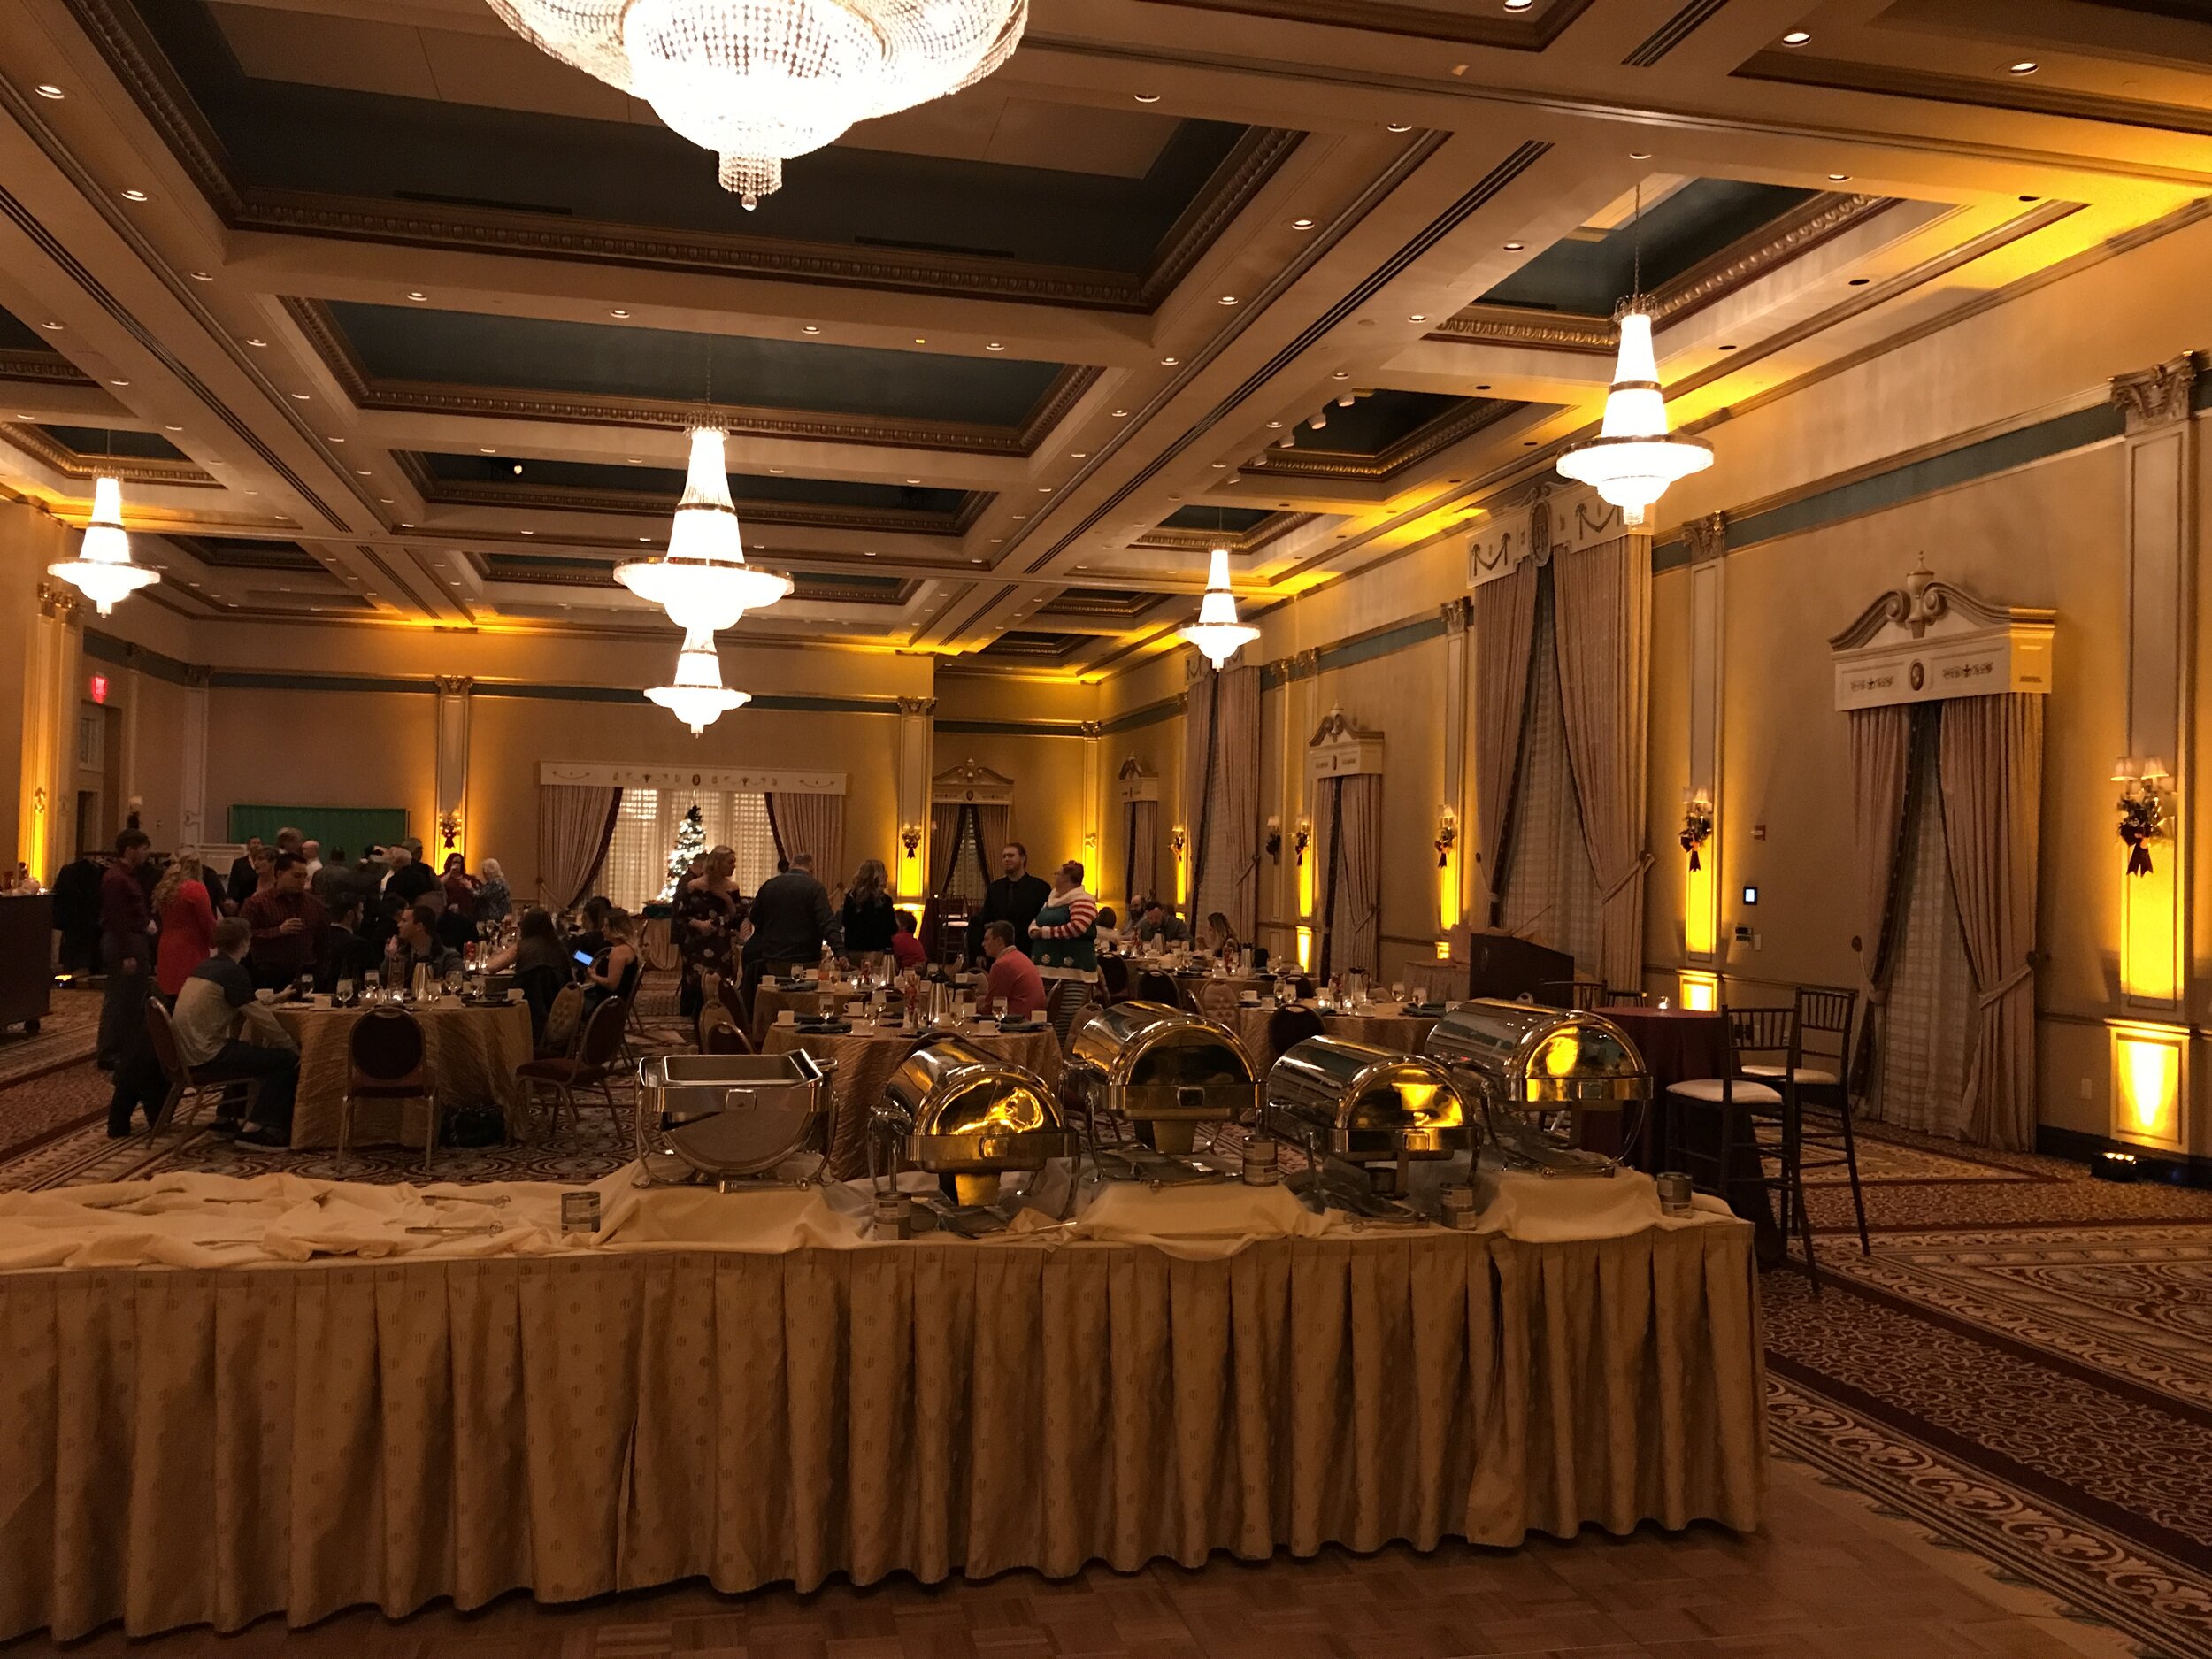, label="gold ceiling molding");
[1738,50,2212,140]
[1041,588,1164,619]
[288,297,1100,457]
[403,465,992,537]
[476,554,919,607]
[1250,400,1517,480]
[0,349,96,387]
[1138,0,1595,48]
[1133,510,1314,555]
[1432,192,1891,352]
[66,0,1295,312]
[0,421,216,488]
